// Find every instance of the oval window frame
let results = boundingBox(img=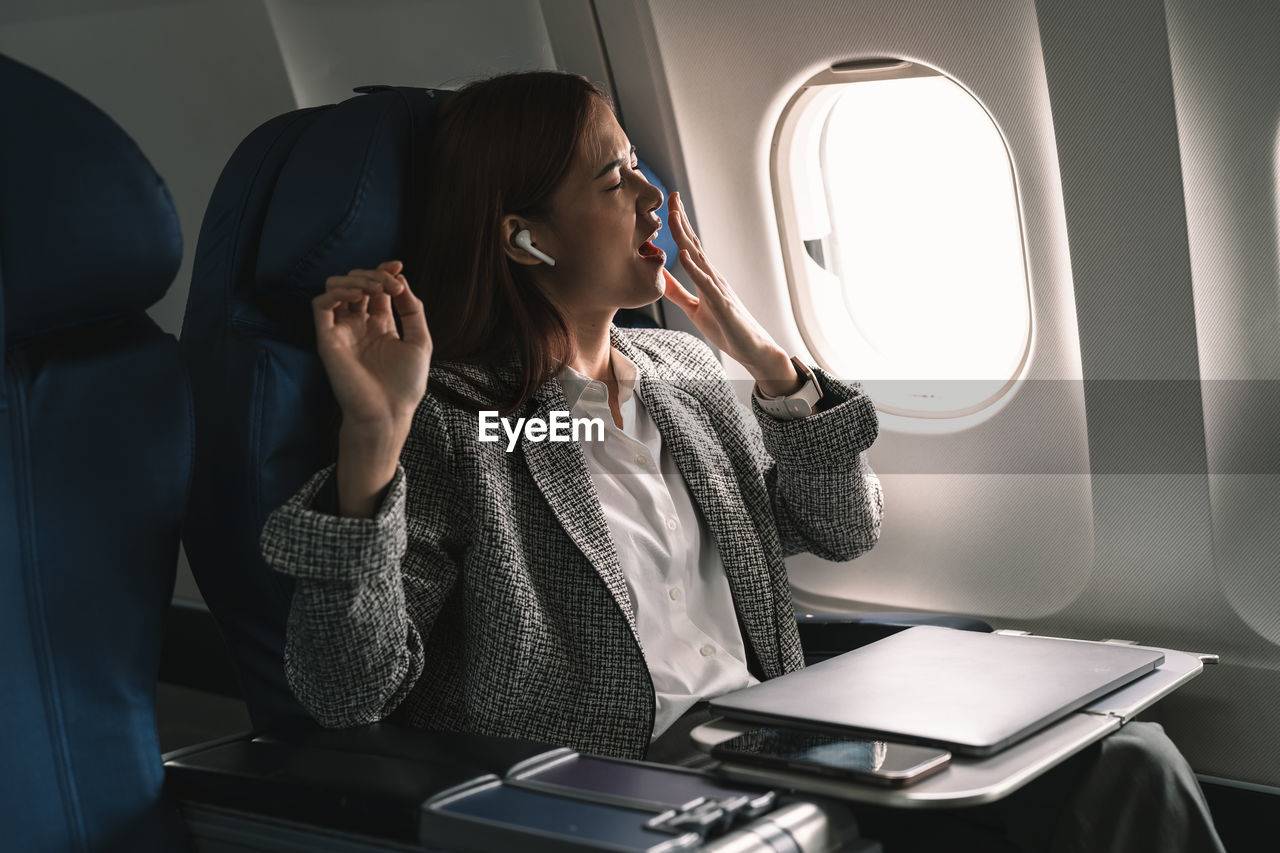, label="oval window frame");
[771,59,1033,420]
